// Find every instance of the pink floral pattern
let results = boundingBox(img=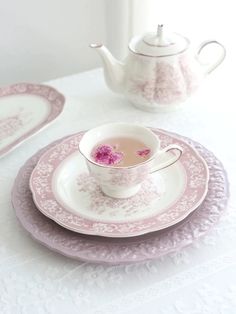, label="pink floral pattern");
[179,54,200,94]
[12,130,229,264]
[29,129,209,237]
[131,62,186,104]
[0,113,24,141]
[76,173,162,217]
[90,163,150,187]
[0,83,65,157]
[130,56,199,105]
